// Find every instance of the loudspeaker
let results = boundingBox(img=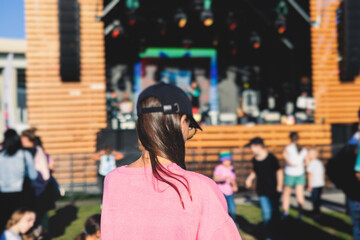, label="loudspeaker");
[337,0,360,81]
[96,129,139,152]
[58,0,81,82]
[331,123,358,145]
